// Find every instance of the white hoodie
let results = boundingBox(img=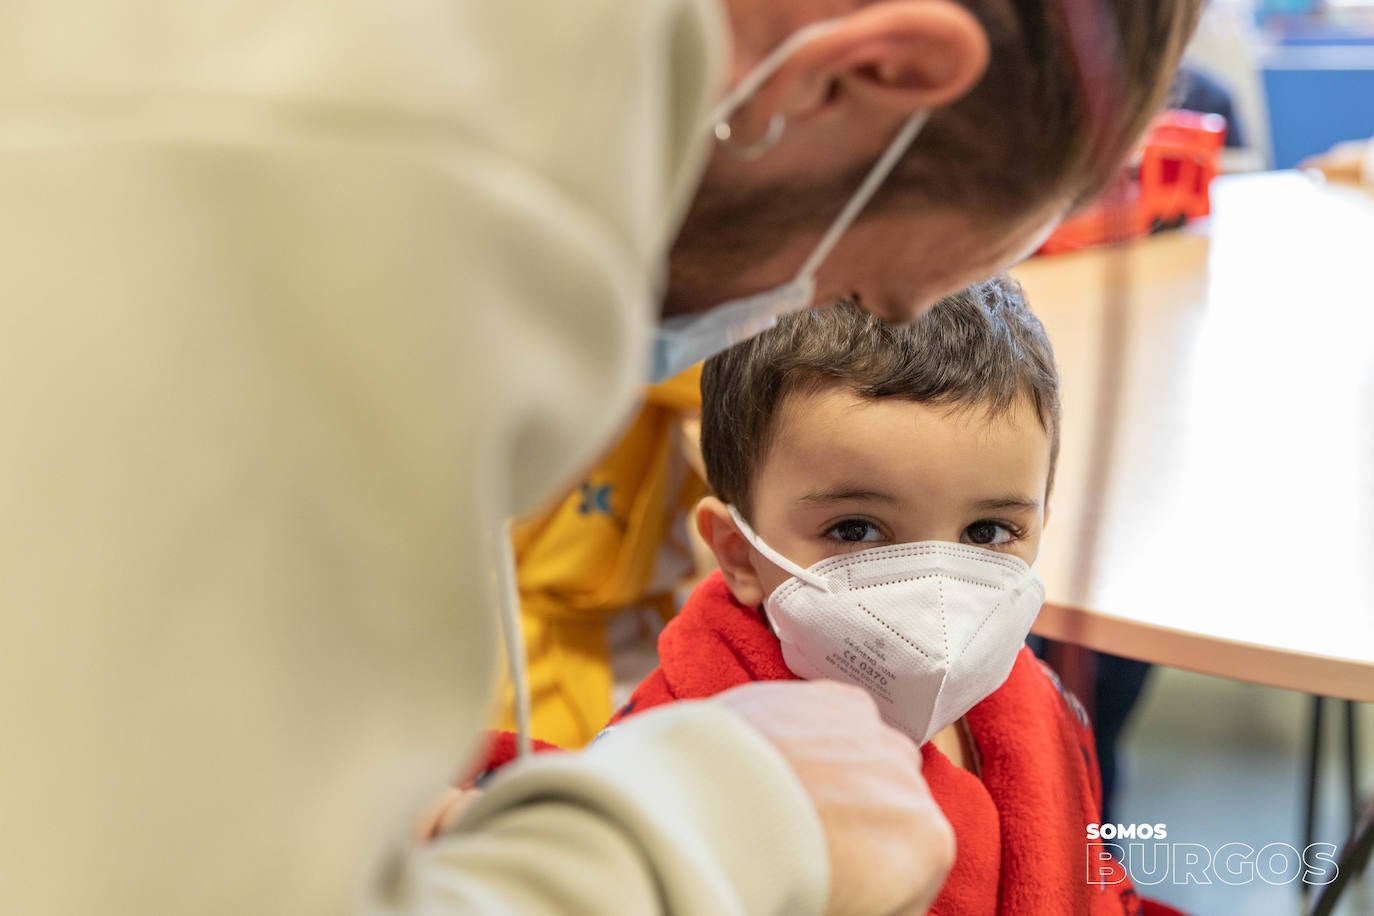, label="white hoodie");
[0,2,827,913]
